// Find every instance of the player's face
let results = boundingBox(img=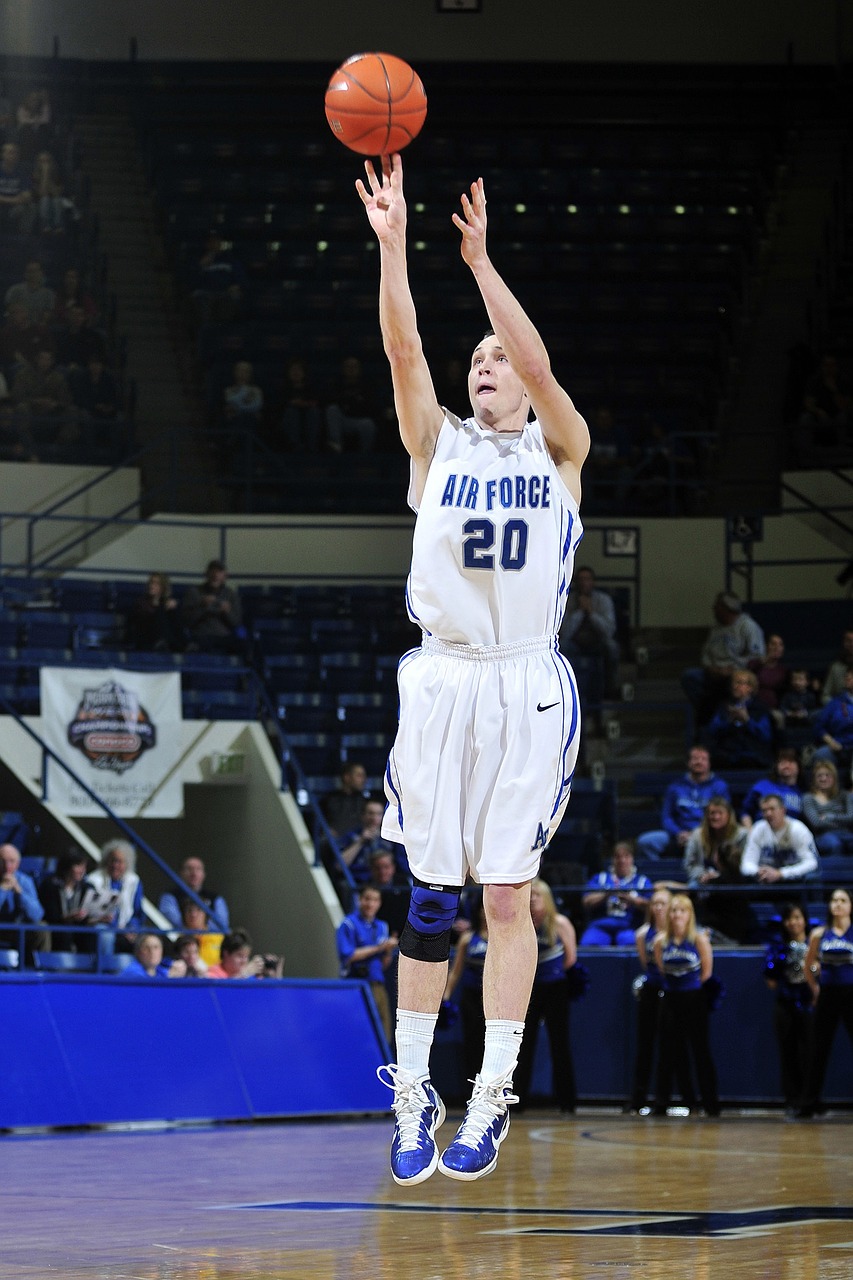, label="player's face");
[468,338,527,431]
